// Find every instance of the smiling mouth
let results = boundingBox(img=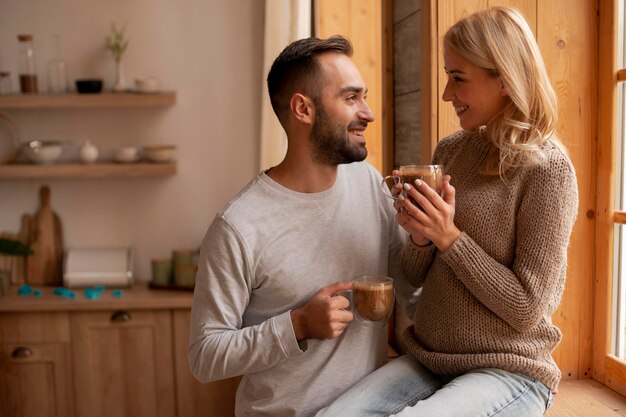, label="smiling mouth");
[454,105,468,116]
[349,129,365,137]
